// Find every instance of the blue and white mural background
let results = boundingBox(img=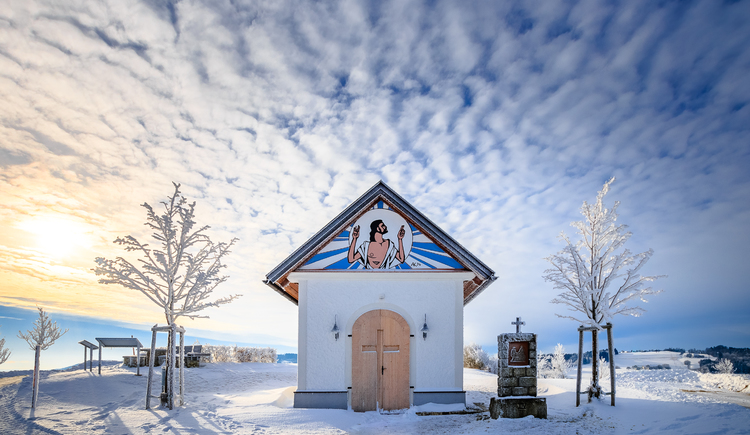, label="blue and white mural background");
[299,201,464,271]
